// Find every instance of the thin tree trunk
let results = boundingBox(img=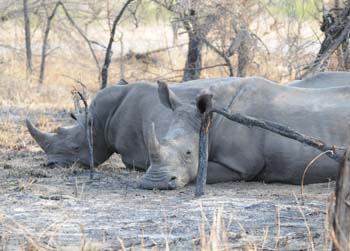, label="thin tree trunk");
[183,31,203,81]
[332,149,350,251]
[101,0,134,89]
[39,2,60,85]
[343,1,350,70]
[59,2,101,81]
[23,0,32,78]
[237,28,250,77]
[119,33,124,79]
